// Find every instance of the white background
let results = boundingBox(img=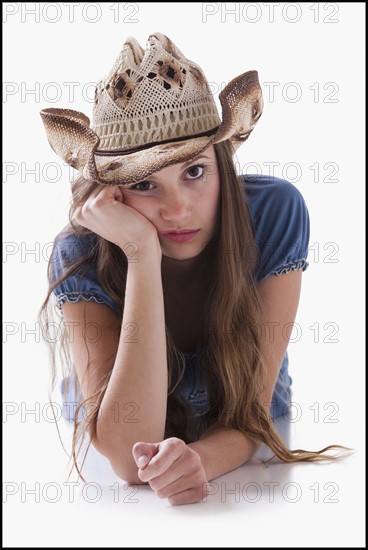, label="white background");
[3,2,365,547]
